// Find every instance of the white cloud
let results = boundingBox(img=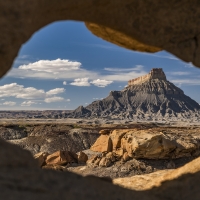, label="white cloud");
[0,83,45,99]
[8,59,97,80]
[19,58,81,72]
[90,79,113,87]
[70,78,90,86]
[7,59,148,83]
[3,101,16,106]
[46,88,65,96]
[0,83,70,106]
[17,88,45,99]
[21,101,37,107]
[44,97,65,103]
[63,81,67,85]
[93,98,99,100]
